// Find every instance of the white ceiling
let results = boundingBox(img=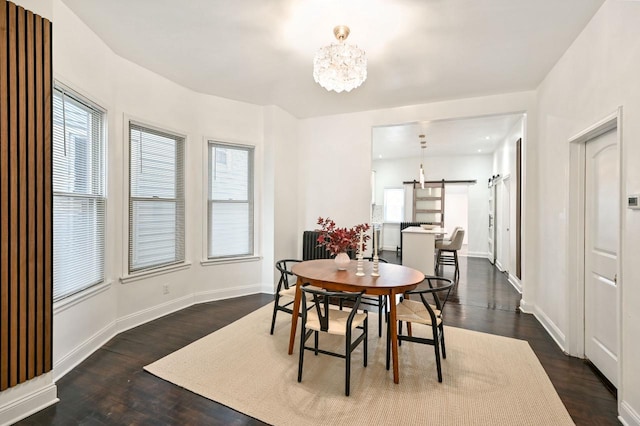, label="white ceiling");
[60,0,604,119]
[372,114,524,159]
